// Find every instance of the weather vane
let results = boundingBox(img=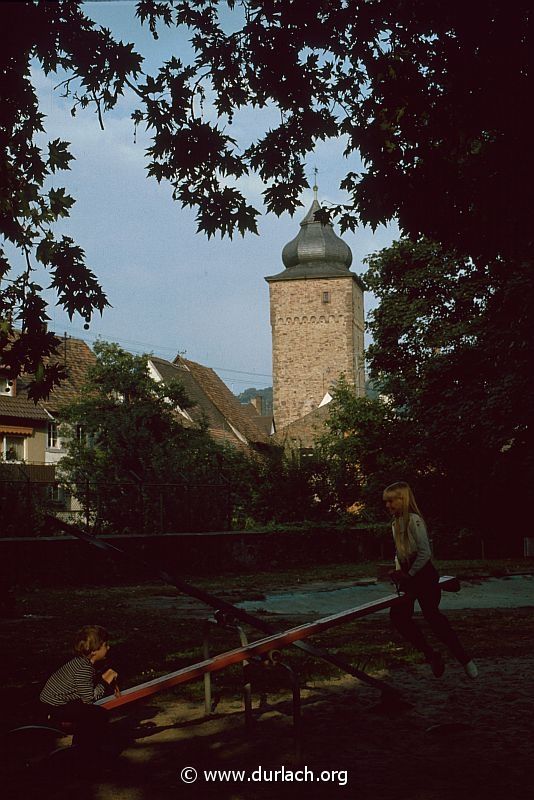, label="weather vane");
[313,166,319,200]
